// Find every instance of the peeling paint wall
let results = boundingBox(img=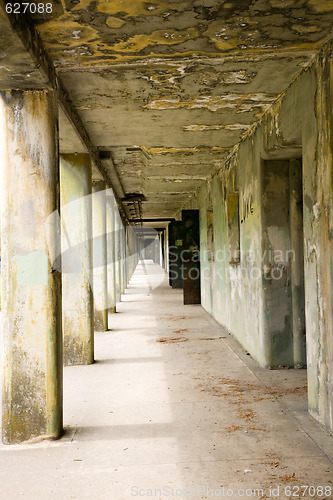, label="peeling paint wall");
[189,43,333,432]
